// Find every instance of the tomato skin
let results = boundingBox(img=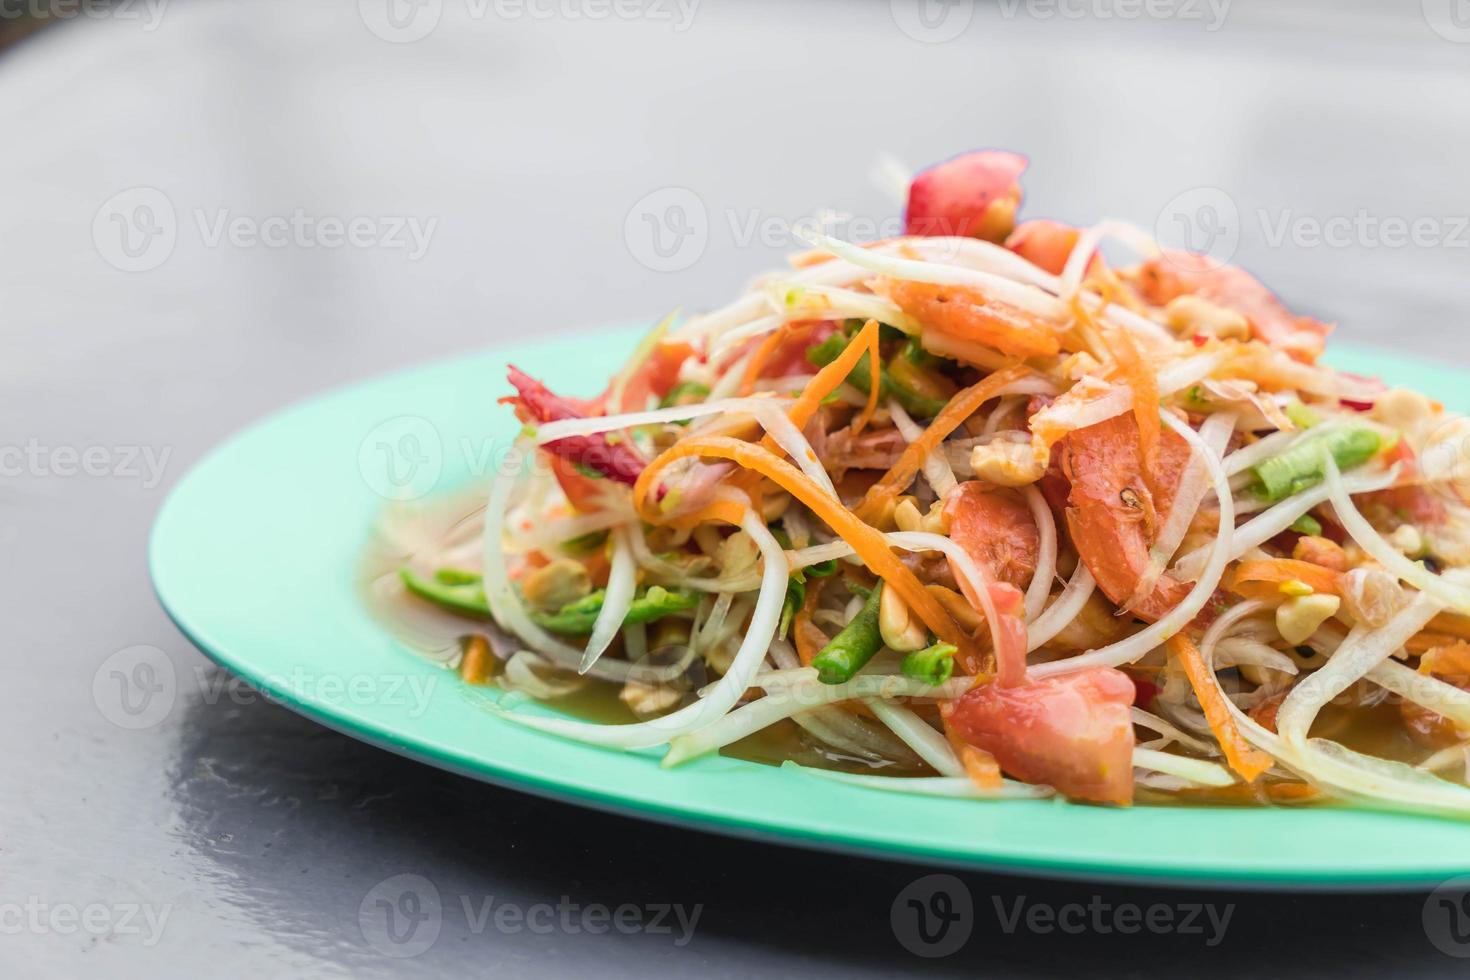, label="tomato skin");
[613,341,697,412]
[1361,441,1447,526]
[945,484,1039,590]
[547,453,608,512]
[945,483,1037,687]
[1005,219,1105,278]
[943,667,1137,805]
[766,321,839,379]
[905,150,1027,241]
